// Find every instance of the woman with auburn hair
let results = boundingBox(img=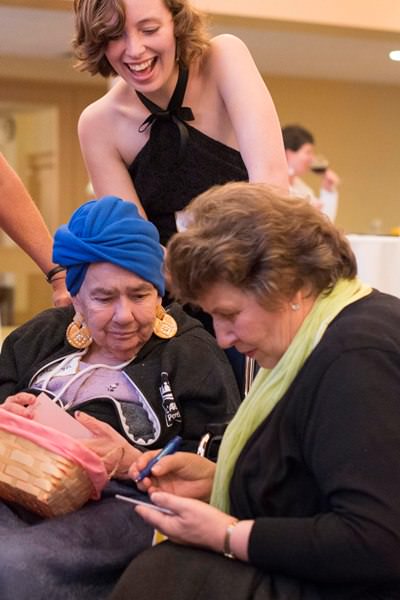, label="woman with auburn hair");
[111,182,400,600]
[74,0,210,77]
[72,0,288,246]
